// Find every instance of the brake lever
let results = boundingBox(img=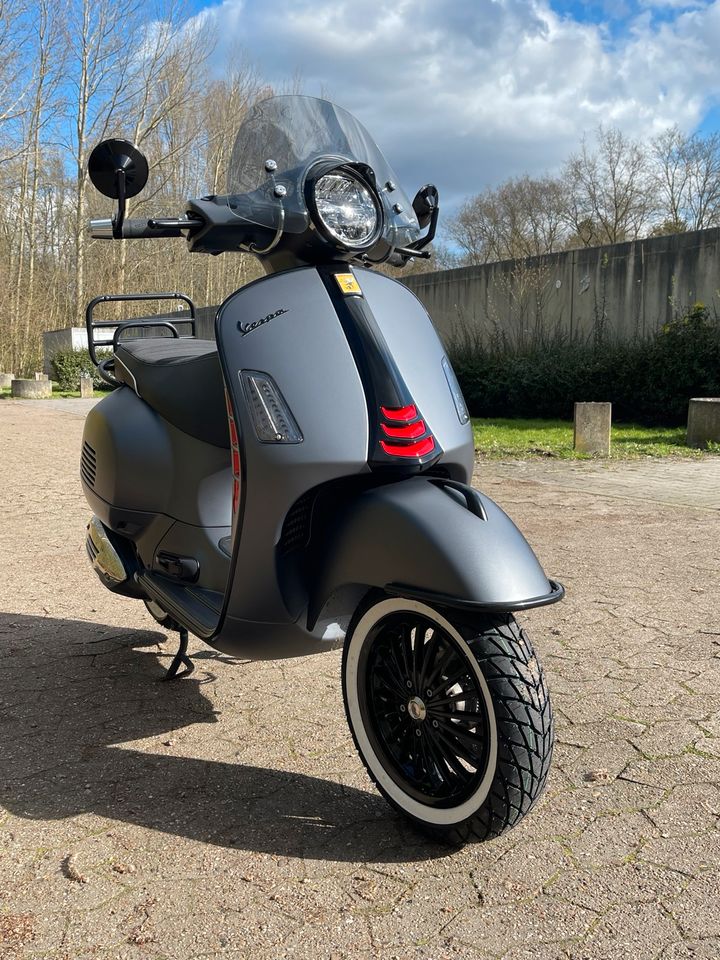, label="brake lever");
[393,246,431,260]
[147,217,204,230]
